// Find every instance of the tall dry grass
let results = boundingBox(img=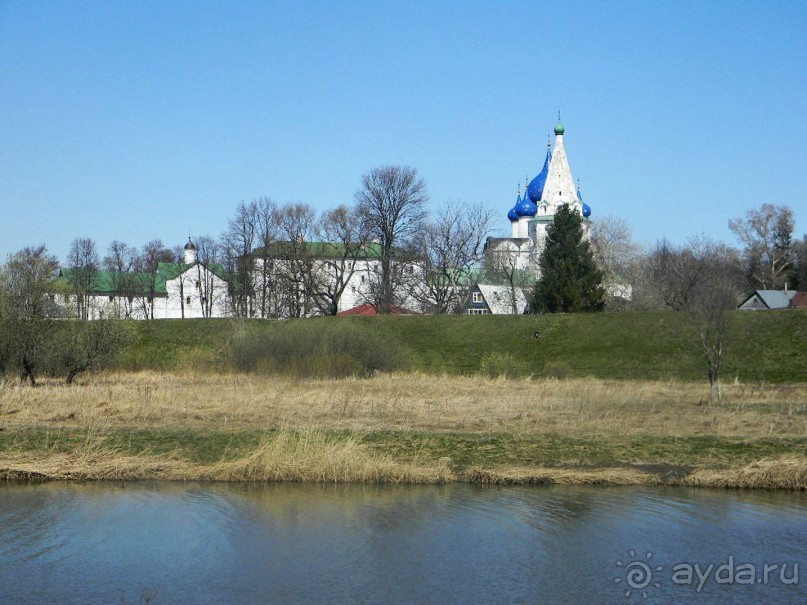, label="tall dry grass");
[0,427,450,483]
[204,429,450,483]
[1,371,805,439]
